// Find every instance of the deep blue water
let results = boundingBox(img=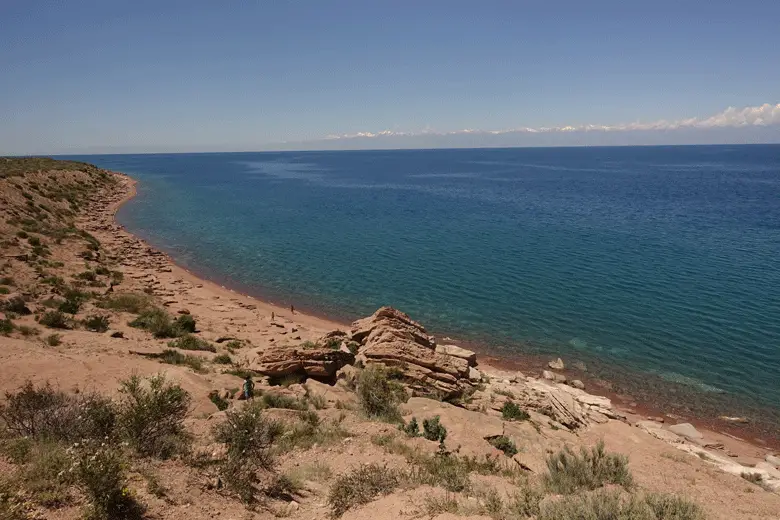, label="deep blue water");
[64,146,780,417]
